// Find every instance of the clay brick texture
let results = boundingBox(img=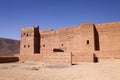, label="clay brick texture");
[43,53,71,66]
[19,22,120,64]
[72,53,95,64]
[19,54,43,62]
